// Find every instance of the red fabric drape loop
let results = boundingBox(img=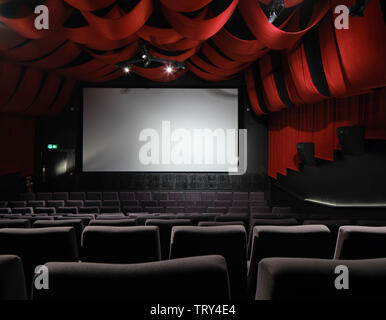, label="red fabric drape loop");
[64,0,116,11]
[81,0,153,40]
[238,0,329,50]
[162,0,239,40]
[160,0,213,12]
